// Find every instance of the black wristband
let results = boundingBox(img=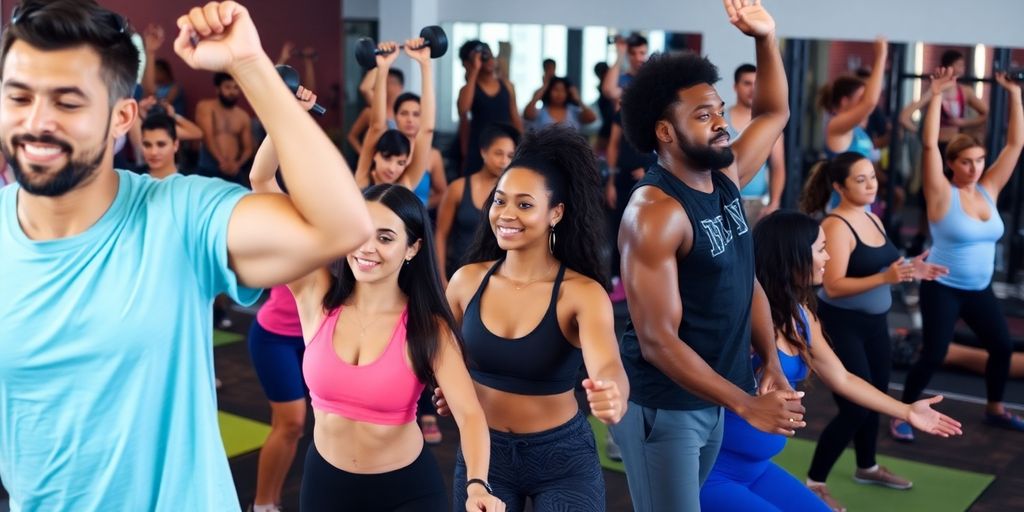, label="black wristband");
[466,478,493,494]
